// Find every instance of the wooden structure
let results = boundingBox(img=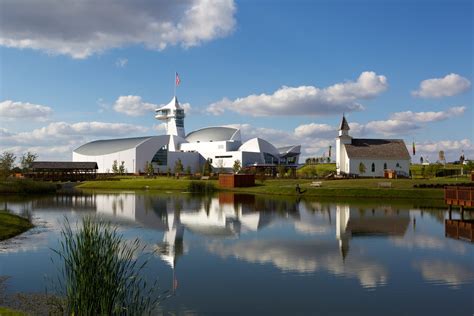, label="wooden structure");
[28,161,98,181]
[471,171,474,181]
[384,169,397,179]
[445,186,474,208]
[219,174,255,188]
[445,219,474,242]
